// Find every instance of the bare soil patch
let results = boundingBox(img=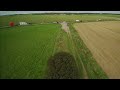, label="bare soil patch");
[60,21,70,34]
